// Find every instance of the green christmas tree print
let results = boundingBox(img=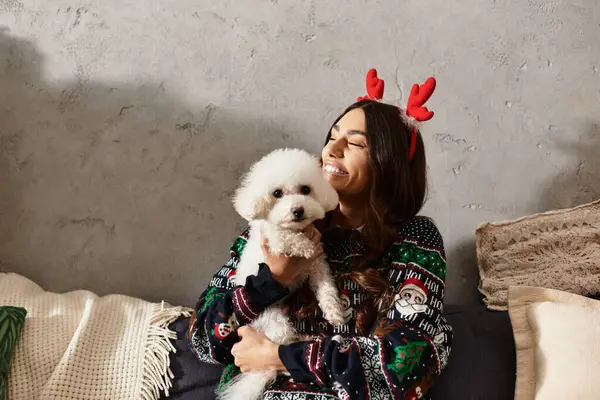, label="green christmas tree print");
[218,363,241,392]
[200,287,225,313]
[386,242,446,280]
[230,236,247,258]
[387,340,428,382]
